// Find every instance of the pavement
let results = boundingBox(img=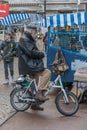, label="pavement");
[0,57,87,129]
[0,96,87,130]
[0,85,16,125]
[0,58,18,126]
